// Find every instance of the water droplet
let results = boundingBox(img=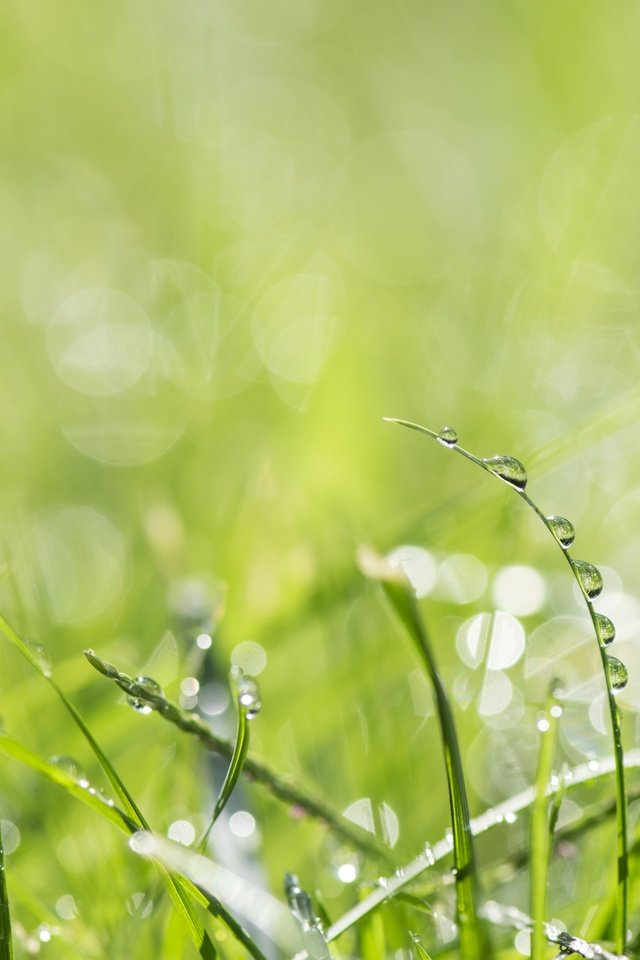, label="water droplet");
[571,560,603,599]
[482,456,527,490]
[595,613,615,645]
[49,756,86,781]
[437,426,458,447]
[607,656,628,691]
[28,641,52,676]
[237,677,261,718]
[126,676,163,714]
[546,515,575,548]
[127,698,152,715]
